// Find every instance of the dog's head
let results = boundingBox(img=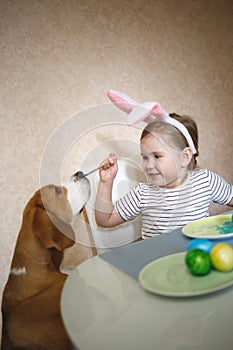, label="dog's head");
[25,175,90,252]
[40,175,91,223]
